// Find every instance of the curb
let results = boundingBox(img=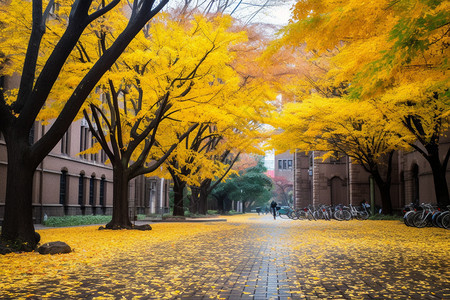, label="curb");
[34,218,228,230]
[149,218,227,223]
